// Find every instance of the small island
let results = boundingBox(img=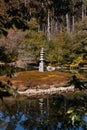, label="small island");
[0,69,86,98]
